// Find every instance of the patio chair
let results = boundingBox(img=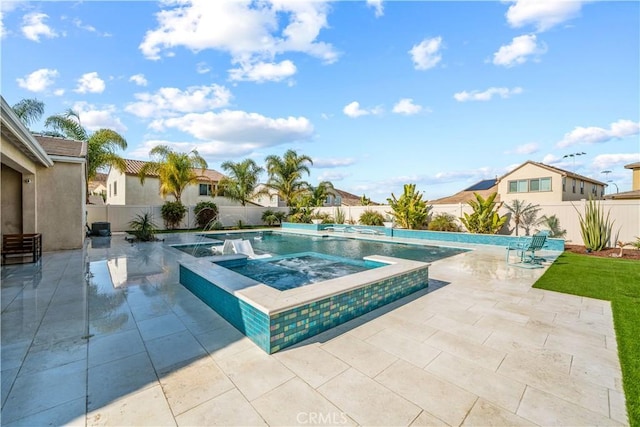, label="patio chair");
[506,234,547,268]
